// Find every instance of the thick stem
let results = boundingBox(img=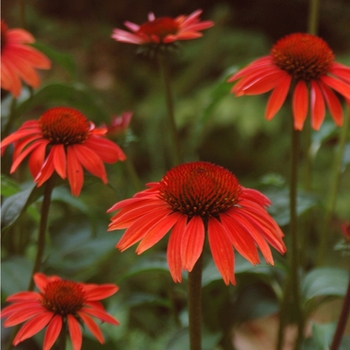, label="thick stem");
[307,0,320,35]
[158,54,181,166]
[317,112,349,265]
[290,127,304,350]
[330,274,350,350]
[188,253,203,350]
[28,176,56,291]
[59,322,67,350]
